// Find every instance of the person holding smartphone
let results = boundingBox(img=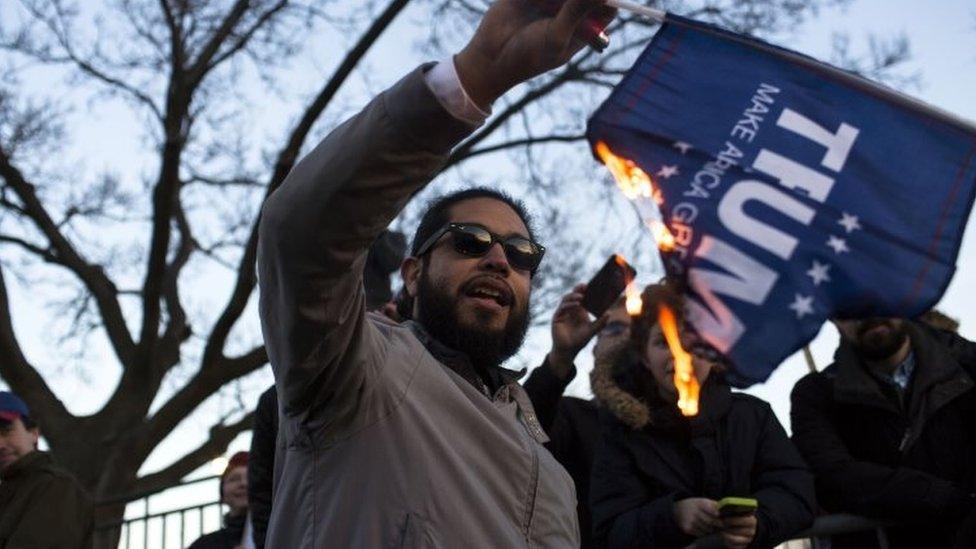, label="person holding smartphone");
[589,283,815,549]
